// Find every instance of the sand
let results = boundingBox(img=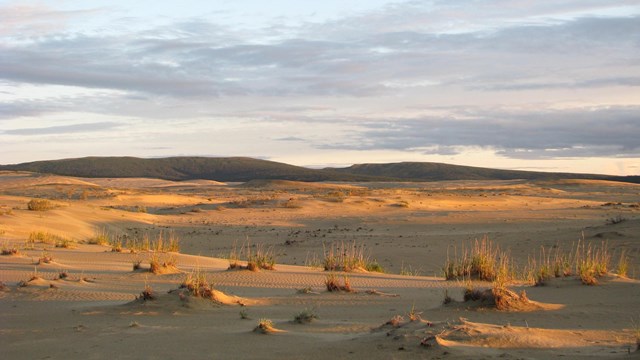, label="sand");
[0,172,639,359]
